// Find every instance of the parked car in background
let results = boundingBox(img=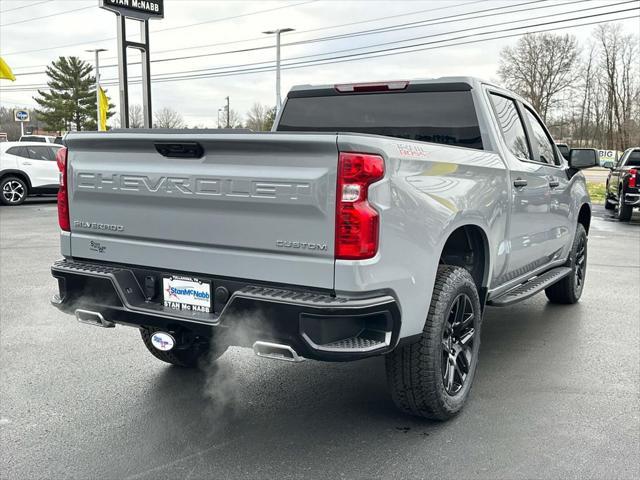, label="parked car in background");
[0,133,8,143]
[19,135,57,143]
[0,141,62,205]
[605,147,640,221]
